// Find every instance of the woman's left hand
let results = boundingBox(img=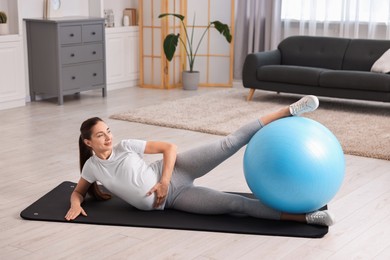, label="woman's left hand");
[147,181,169,208]
[144,141,176,209]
